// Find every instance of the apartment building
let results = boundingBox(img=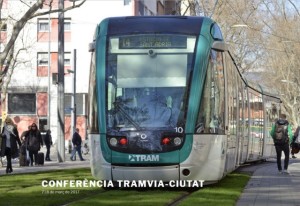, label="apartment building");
[0,0,179,143]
